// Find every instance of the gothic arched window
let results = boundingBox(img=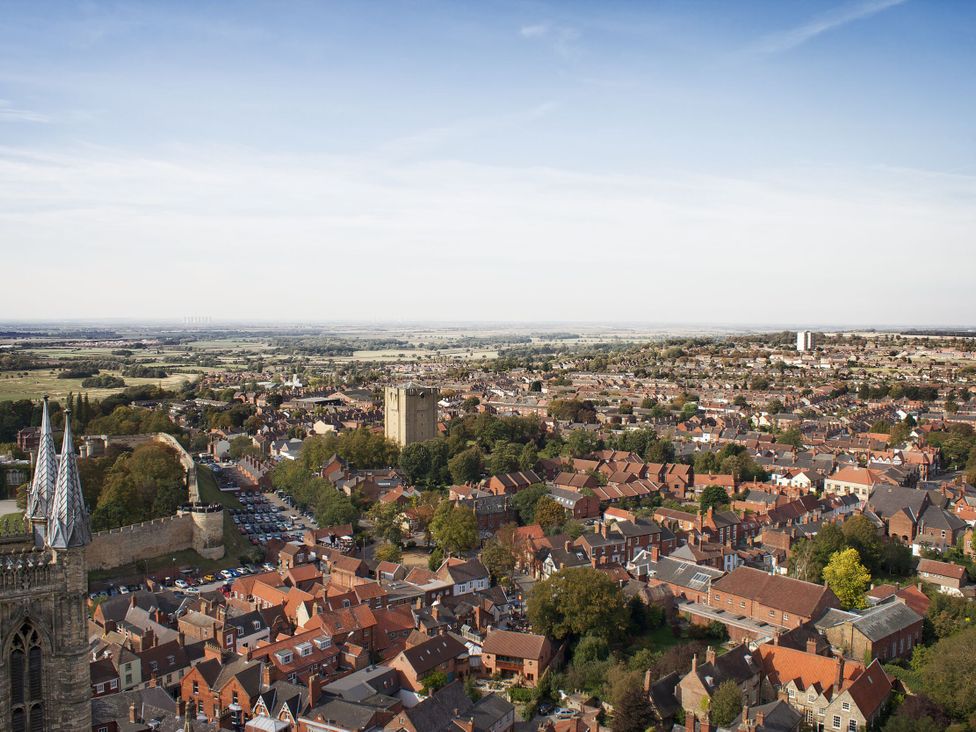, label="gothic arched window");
[9,622,44,732]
